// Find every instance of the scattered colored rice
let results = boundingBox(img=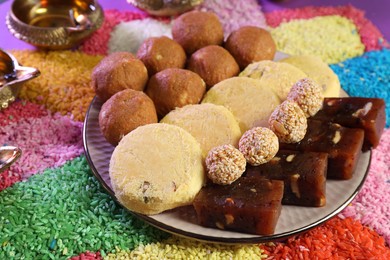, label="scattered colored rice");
[106,236,267,259]
[340,129,390,245]
[265,5,388,51]
[0,106,83,179]
[0,156,169,259]
[0,170,21,192]
[108,18,172,55]
[10,50,103,122]
[261,217,390,259]
[271,15,365,64]
[330,48,390,127]
[81,10,148,56]
[0,100,48,127]
[69,250,101,260]
[196,0,267,37]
